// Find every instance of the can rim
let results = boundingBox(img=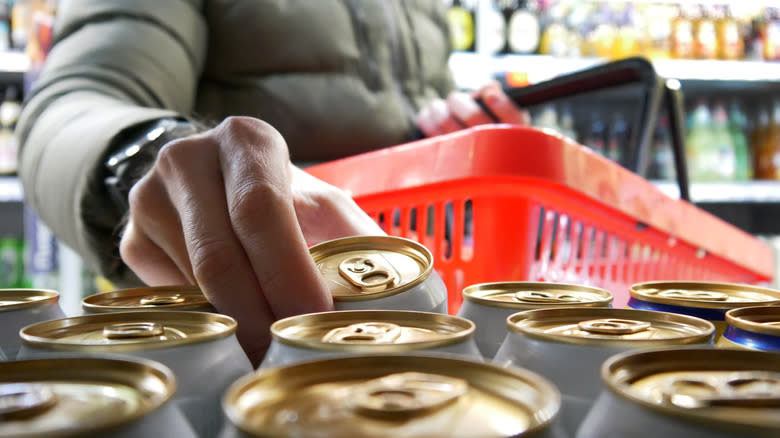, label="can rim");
[462,281,612,309]
[0,357,177,438]
[0,289,59,312]
[271,310,475,351]
[310,236,433,301]
[19,311,237,352]
[725,306,780,337]
[629,281,780,309]
[506,308,715,347]
[223,354,561,437]
[81,285,214,313]
[601,347,780,433]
